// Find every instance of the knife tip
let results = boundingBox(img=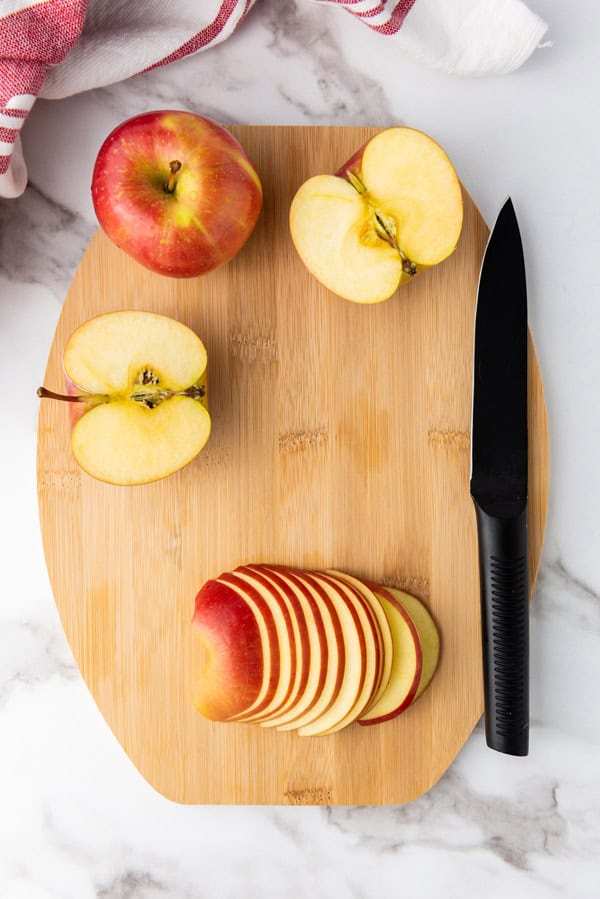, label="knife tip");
[494,196,519,232]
